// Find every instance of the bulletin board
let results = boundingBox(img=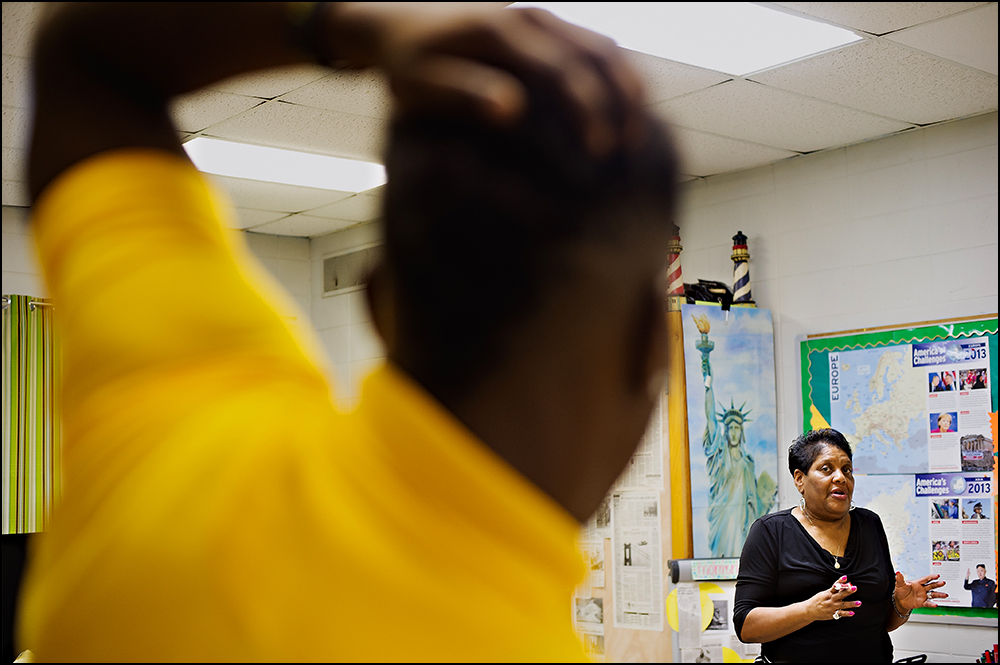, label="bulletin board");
[800,315,998,622]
